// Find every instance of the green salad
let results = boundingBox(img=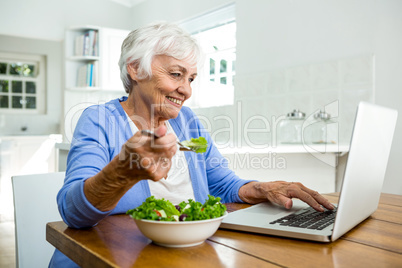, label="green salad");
[127,195,227,222]
[181,137,208,153]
